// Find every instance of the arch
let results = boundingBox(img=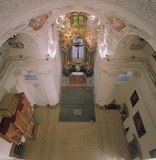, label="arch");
[0,32,41,74]
[114,33,155,59]
[0,1,155,64]
[0,1,155,44]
